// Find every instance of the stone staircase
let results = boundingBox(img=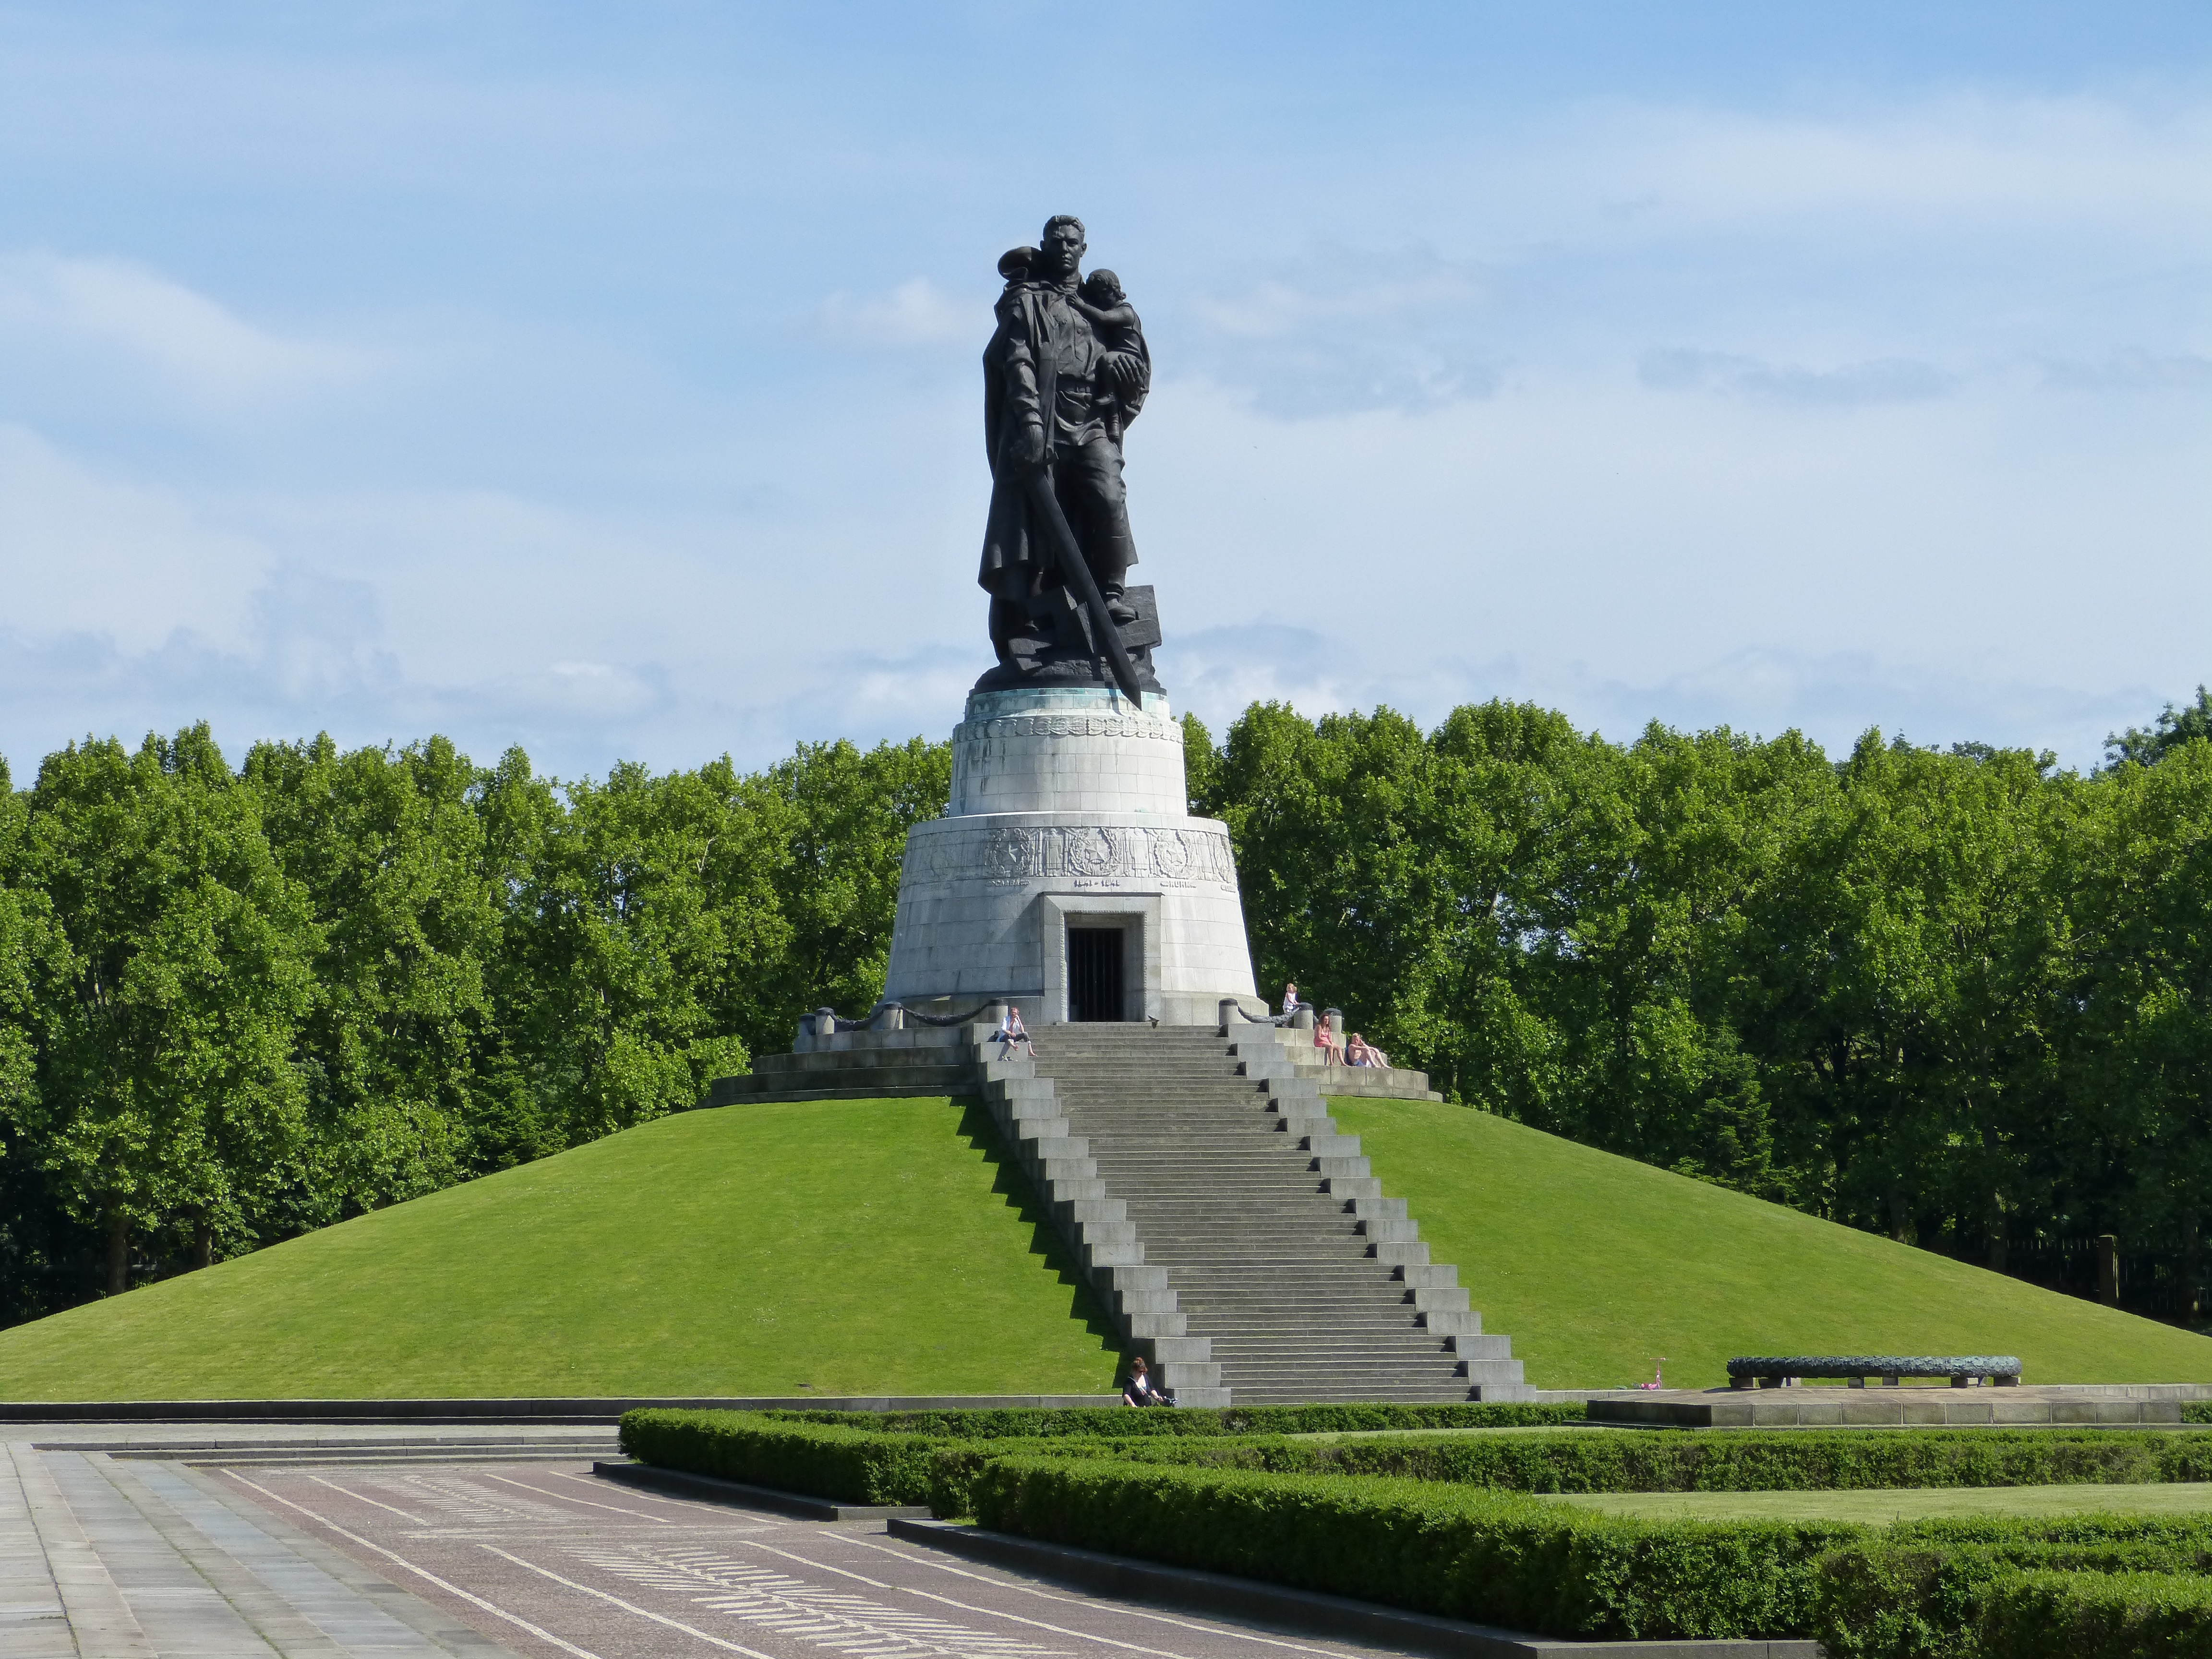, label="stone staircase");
[974,1023,1532,1406]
